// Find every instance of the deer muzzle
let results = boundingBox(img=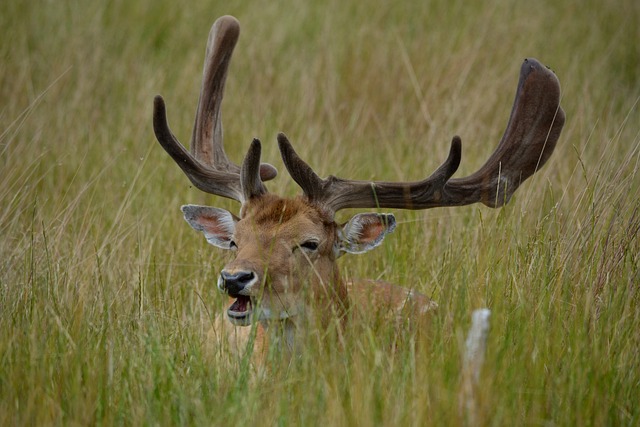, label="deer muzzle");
[218,269,258,326]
